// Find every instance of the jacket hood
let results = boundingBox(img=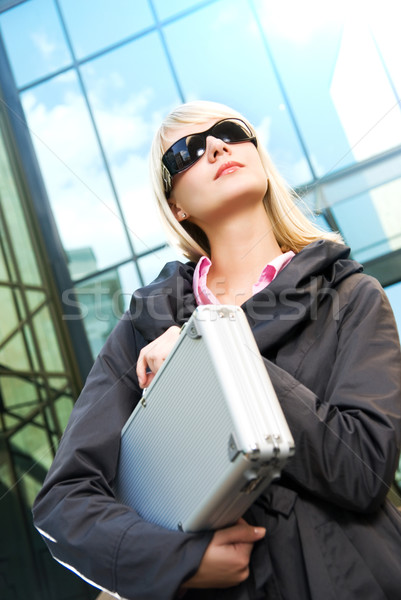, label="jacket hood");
[130,240,363,345]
